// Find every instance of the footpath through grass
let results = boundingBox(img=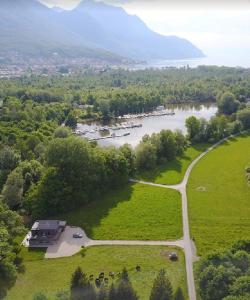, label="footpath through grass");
[188,134,250,256]
[58,183,182,240]
[137,143,209,185]
[7,246,187,300]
